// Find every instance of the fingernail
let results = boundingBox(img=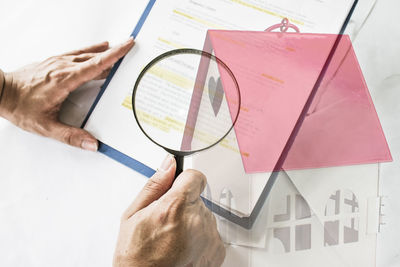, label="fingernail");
[82,140,98,152]
[159,154,173,171]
